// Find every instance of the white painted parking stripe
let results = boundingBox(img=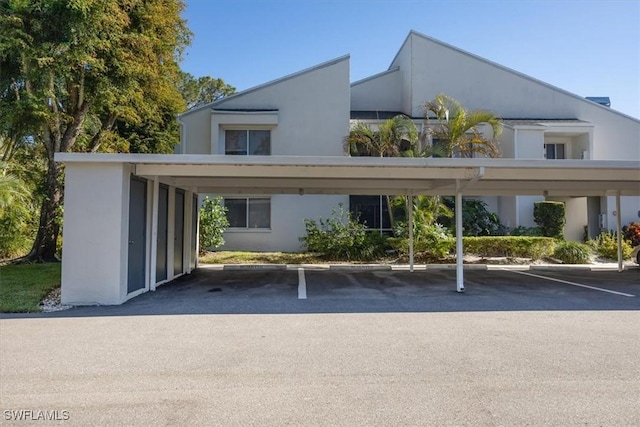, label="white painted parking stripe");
[503,269,635,297]
[298,268,307,299]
